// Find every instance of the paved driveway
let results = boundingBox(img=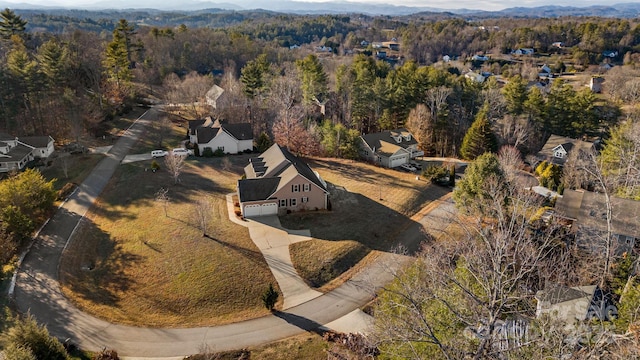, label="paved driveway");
[12,107,451,357]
